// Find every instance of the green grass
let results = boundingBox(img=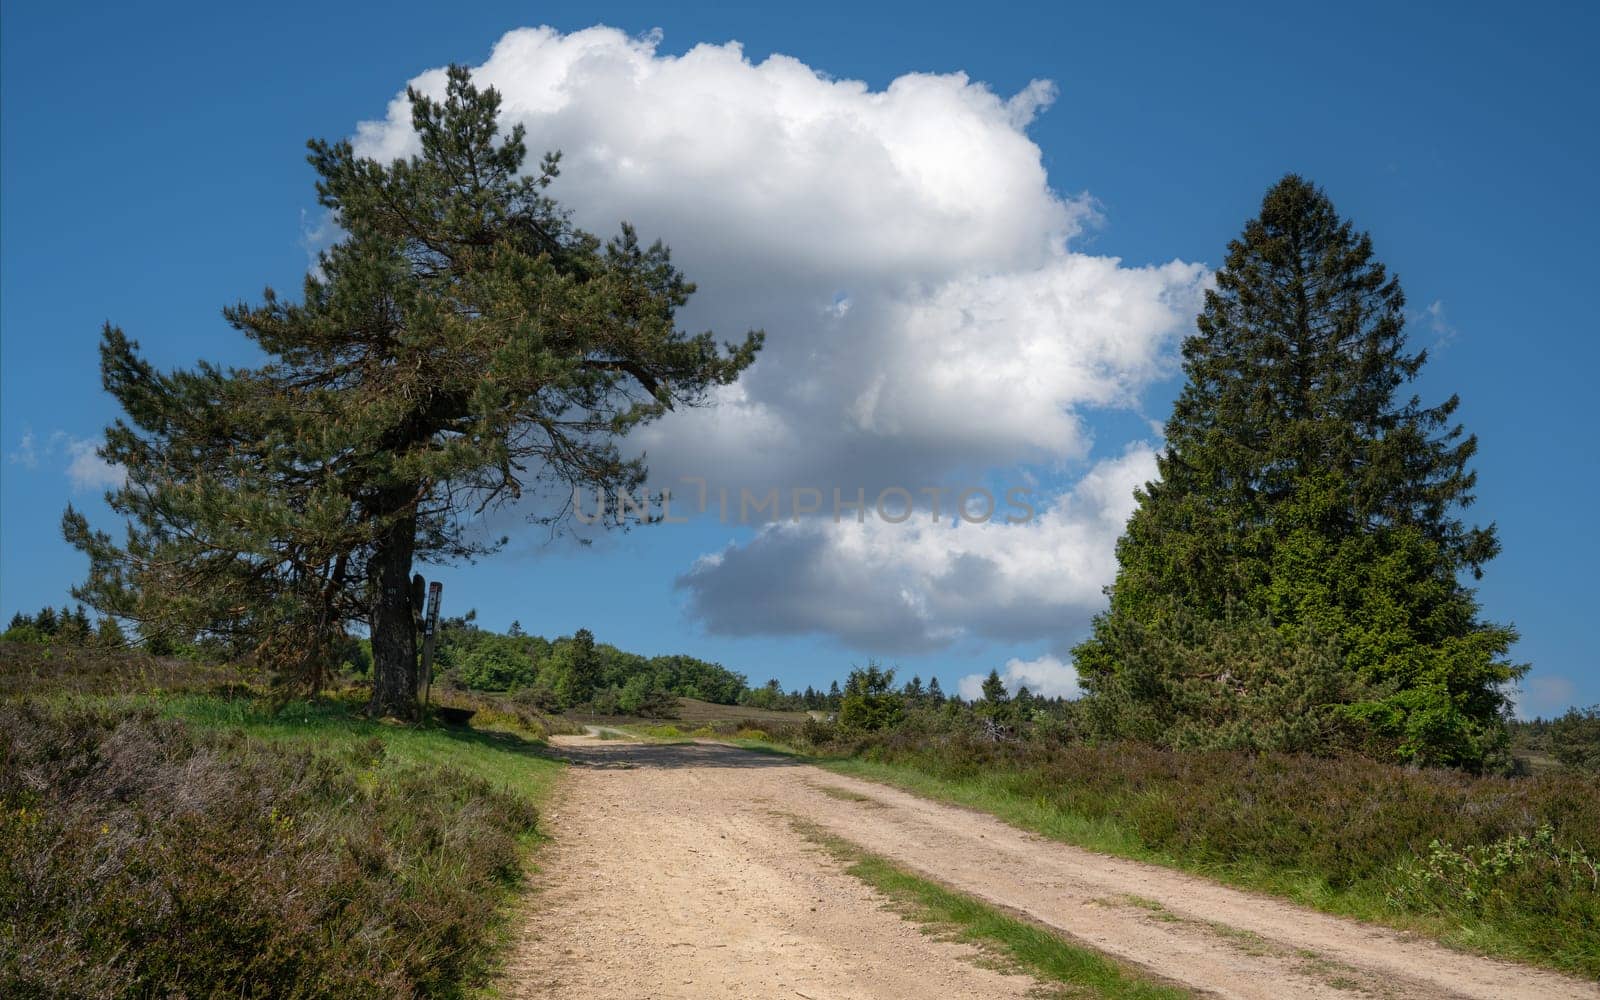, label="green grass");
[154,691,565,804]
[795,821,1188,999]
